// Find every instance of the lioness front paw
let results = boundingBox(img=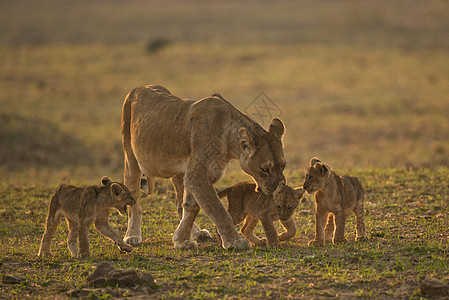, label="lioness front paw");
[308,239,324,247]
[37,250,51,257]
[255,238,268,247]
[174,240,198,251]
[278,233,293,241]
[124,236,142,246]
[192,229,212,242]
[117,243,133,253]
